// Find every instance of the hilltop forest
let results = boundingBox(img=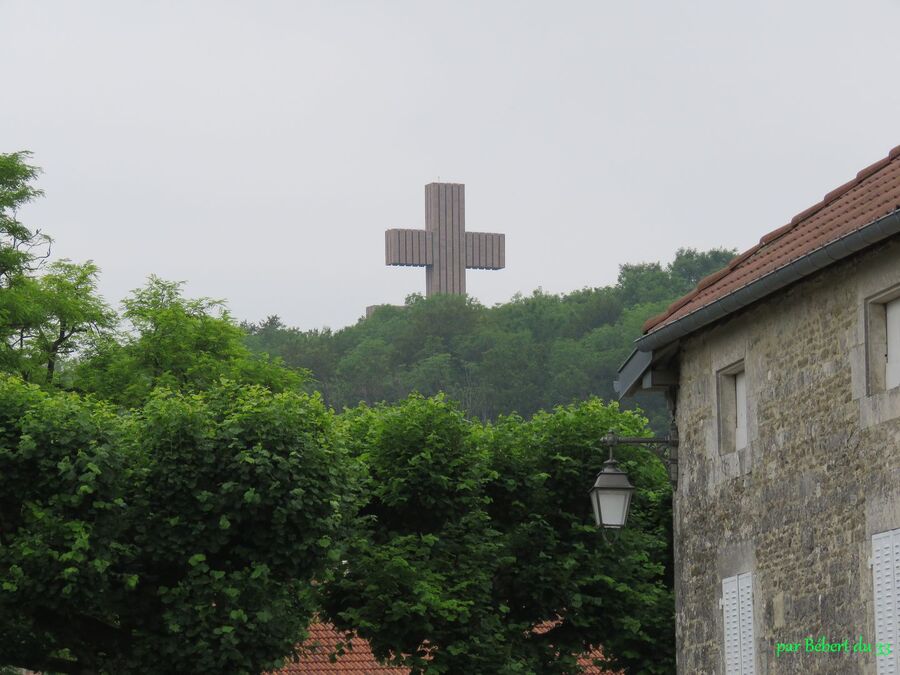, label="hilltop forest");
[244,245,736,432]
